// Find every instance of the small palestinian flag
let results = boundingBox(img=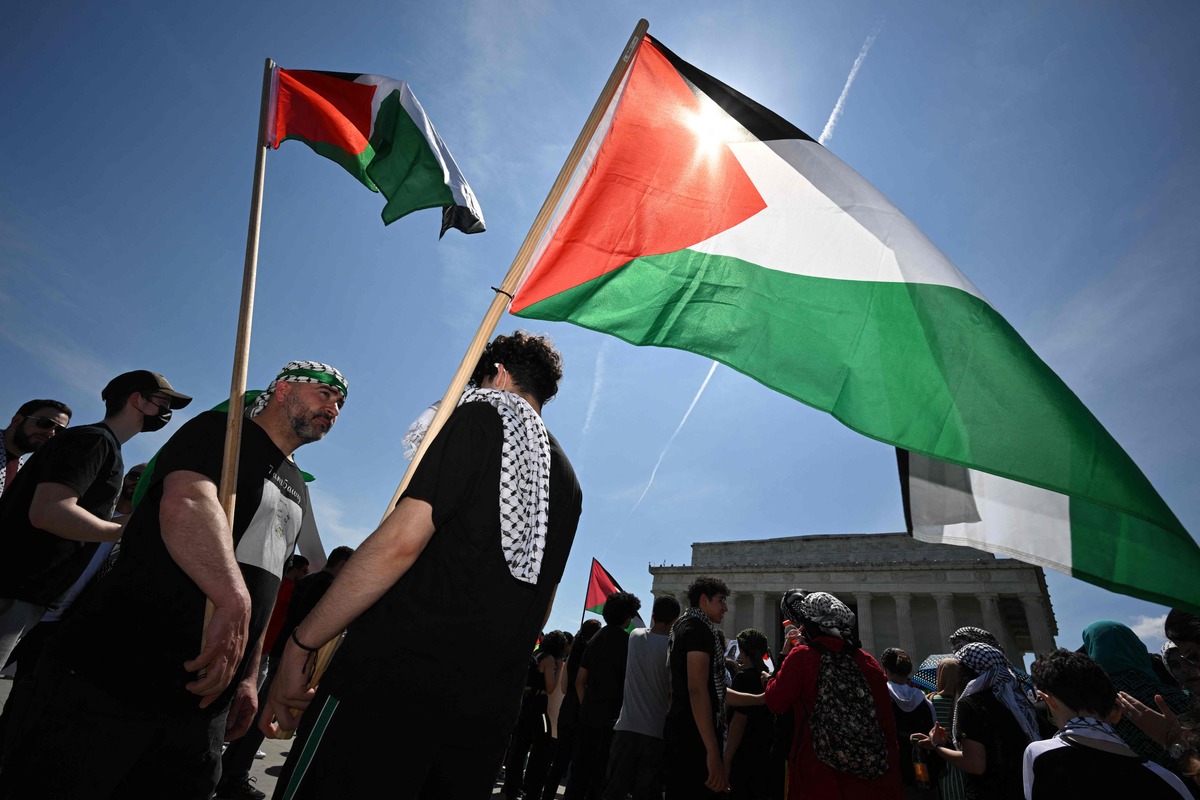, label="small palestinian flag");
[584,558,645,631]
[269,68,485,237]
[512,35,1199,612]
